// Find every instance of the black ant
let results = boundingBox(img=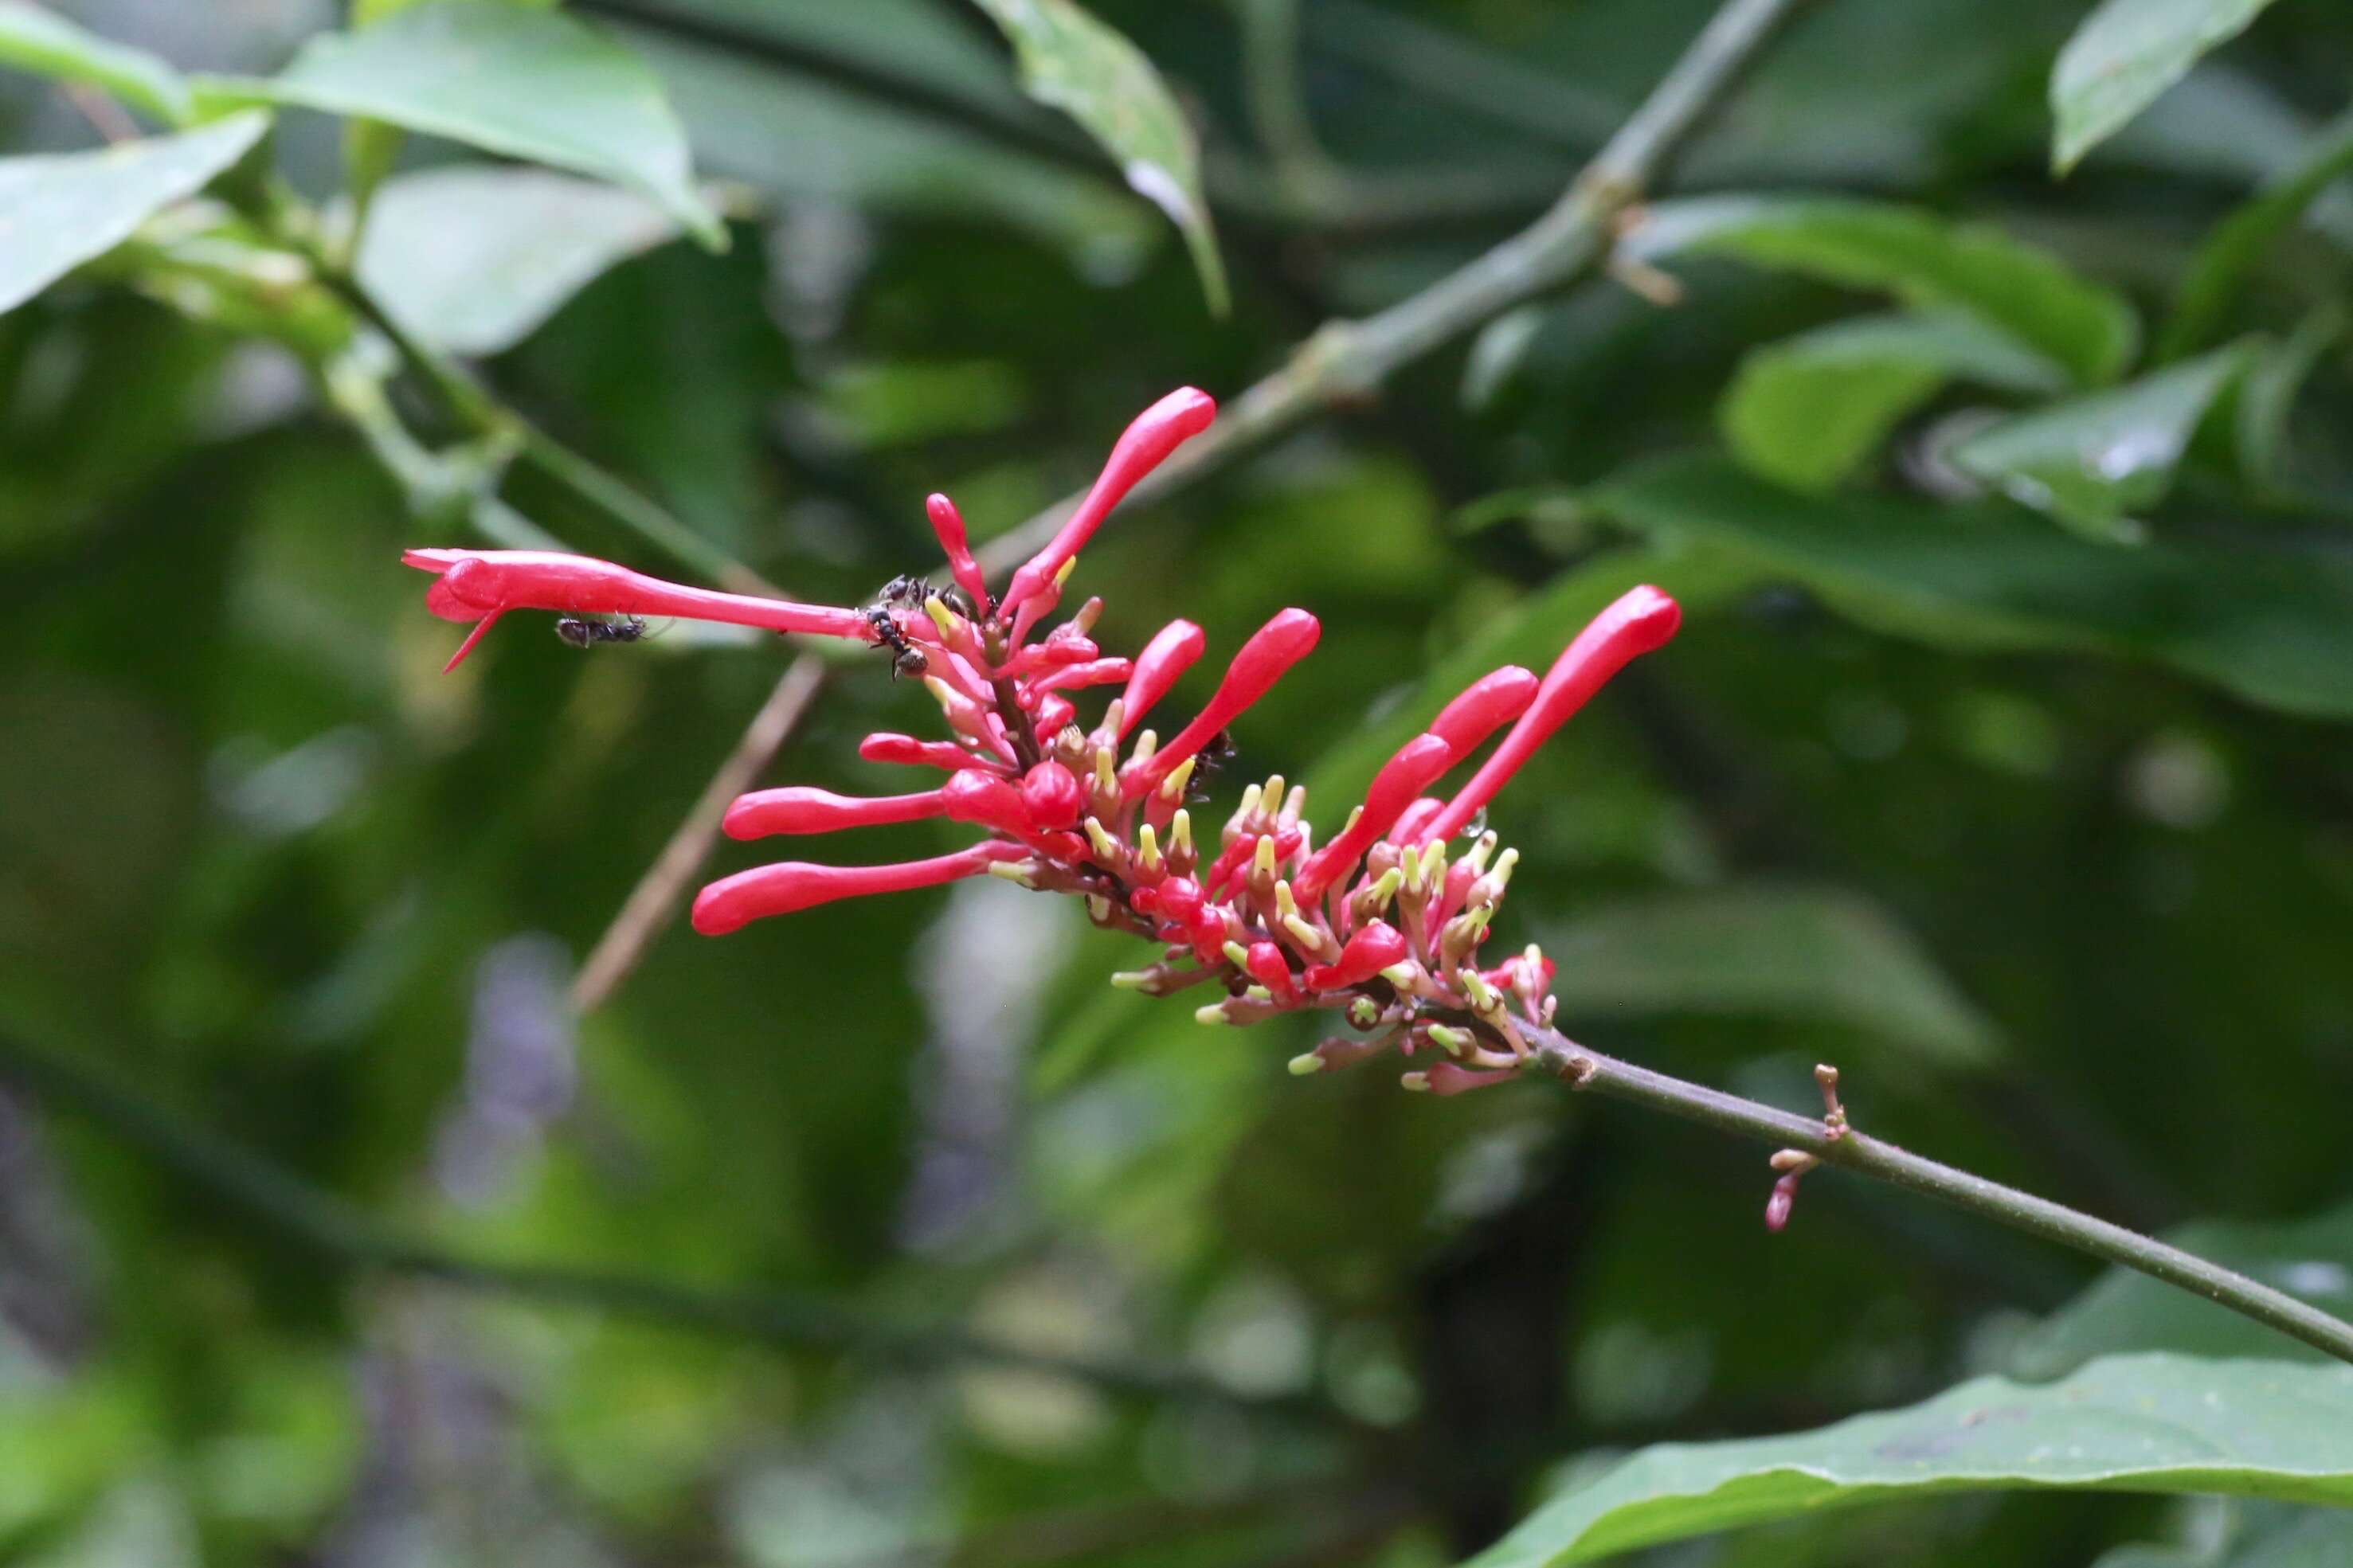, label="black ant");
[1185,729,1235,804]
[554,615,650,649]
[877,573,977,620]
[863,604,929,682]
